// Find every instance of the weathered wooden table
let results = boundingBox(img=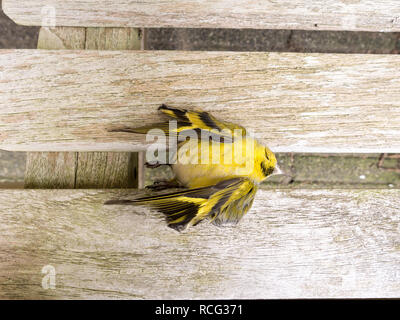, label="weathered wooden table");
[0,0,399,299]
